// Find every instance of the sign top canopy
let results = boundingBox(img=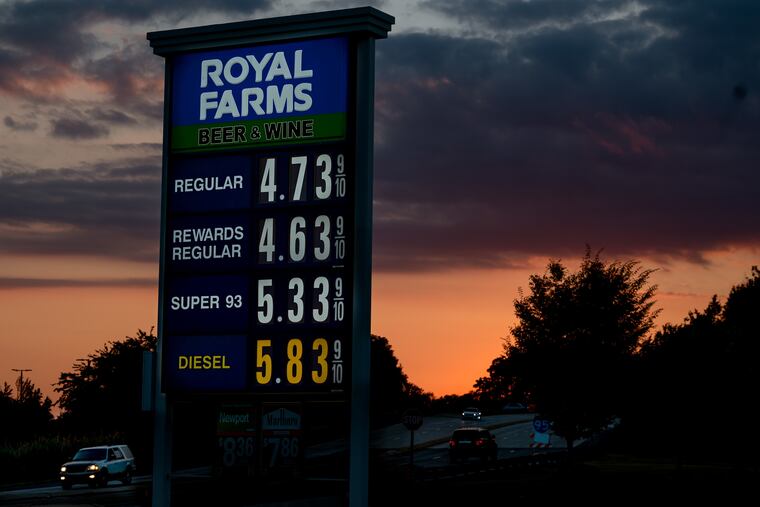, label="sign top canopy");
[147,7,394,56]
